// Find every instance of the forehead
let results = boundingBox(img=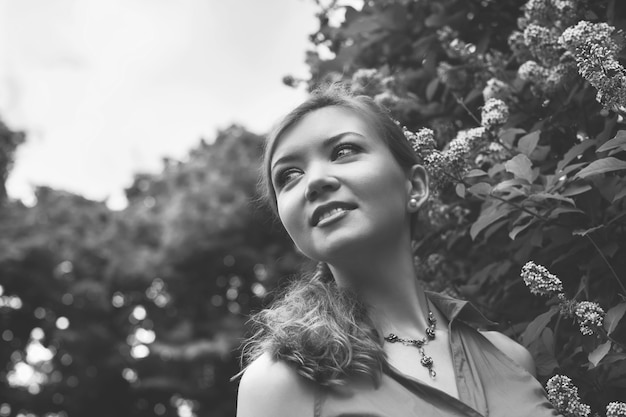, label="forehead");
[270,106,377,164]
